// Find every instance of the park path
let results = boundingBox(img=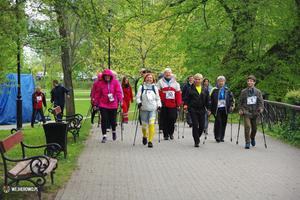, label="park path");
[54,121,300,200]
